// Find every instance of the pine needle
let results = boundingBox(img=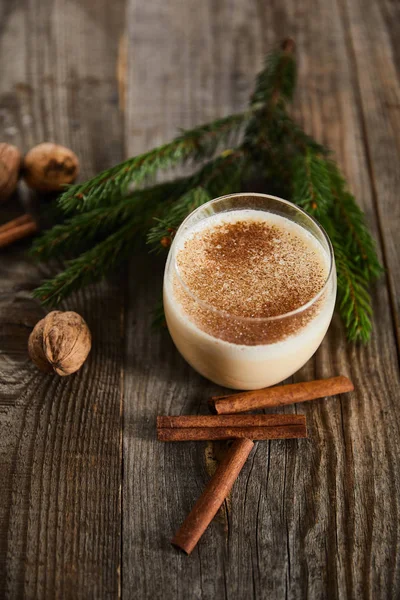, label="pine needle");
[147,187,211,252]
[250,38,297,109]
[292,148,333,216]
[327,161,383,281]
